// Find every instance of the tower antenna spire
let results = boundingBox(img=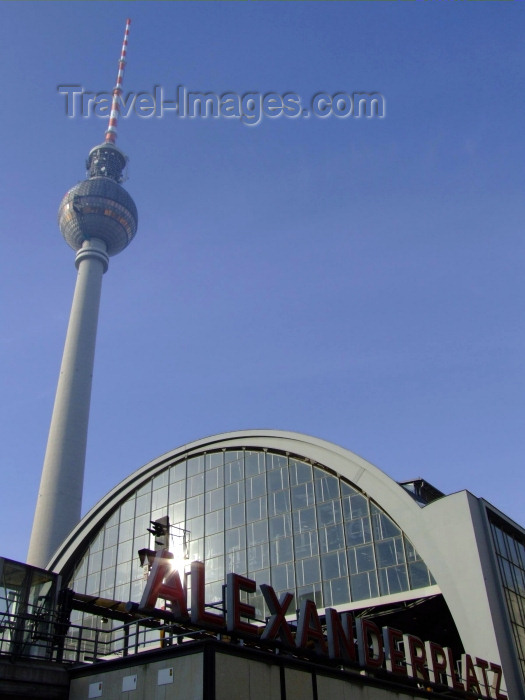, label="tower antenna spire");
[105,18,131,145]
